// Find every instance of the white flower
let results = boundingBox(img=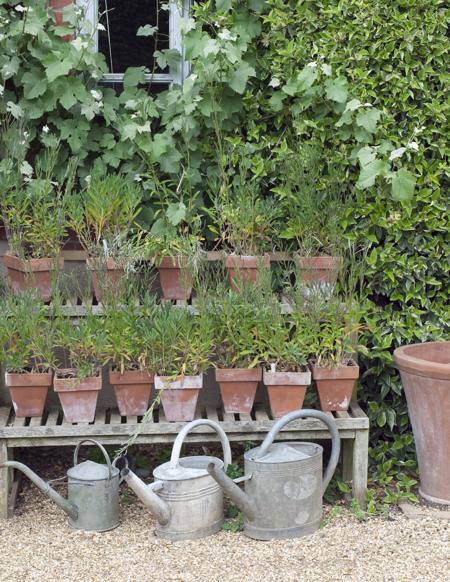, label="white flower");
[408,141,419,152]
[91,71,99,79]
[14,5,27,13]
[0,86,4,96]
[97,23,106,31]
[20,160,33,178]
[389,147,406,161]
[23,131,29,138]
[134,174,142,182]
[42,125,49,134]
[269,77,280,88]
[90,89,102,101]
[307,61,317,68]
[218,29,236,41]
[85,175,91,185]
